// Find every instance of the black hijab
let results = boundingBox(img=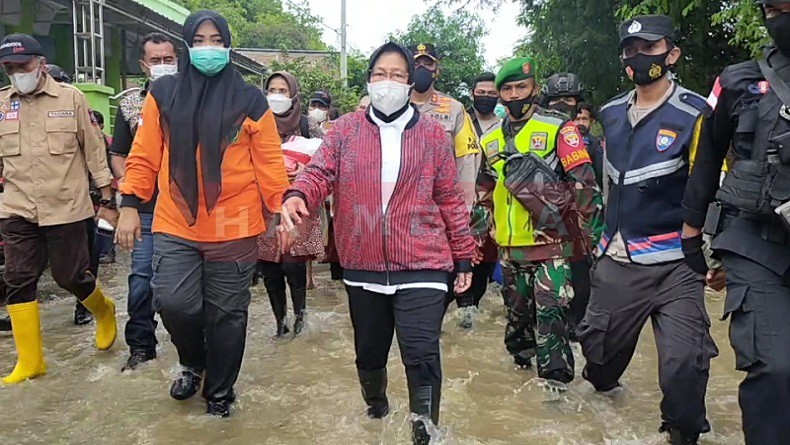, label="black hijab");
[150,10,268,226]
